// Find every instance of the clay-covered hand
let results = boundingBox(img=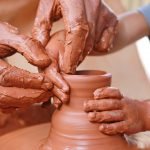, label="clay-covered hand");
[43,32,69,108]
[32,0,118,74]
[0,21,51,68]
[0,21,54,108]
[0,59,53,109]
[84,87,146,135]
